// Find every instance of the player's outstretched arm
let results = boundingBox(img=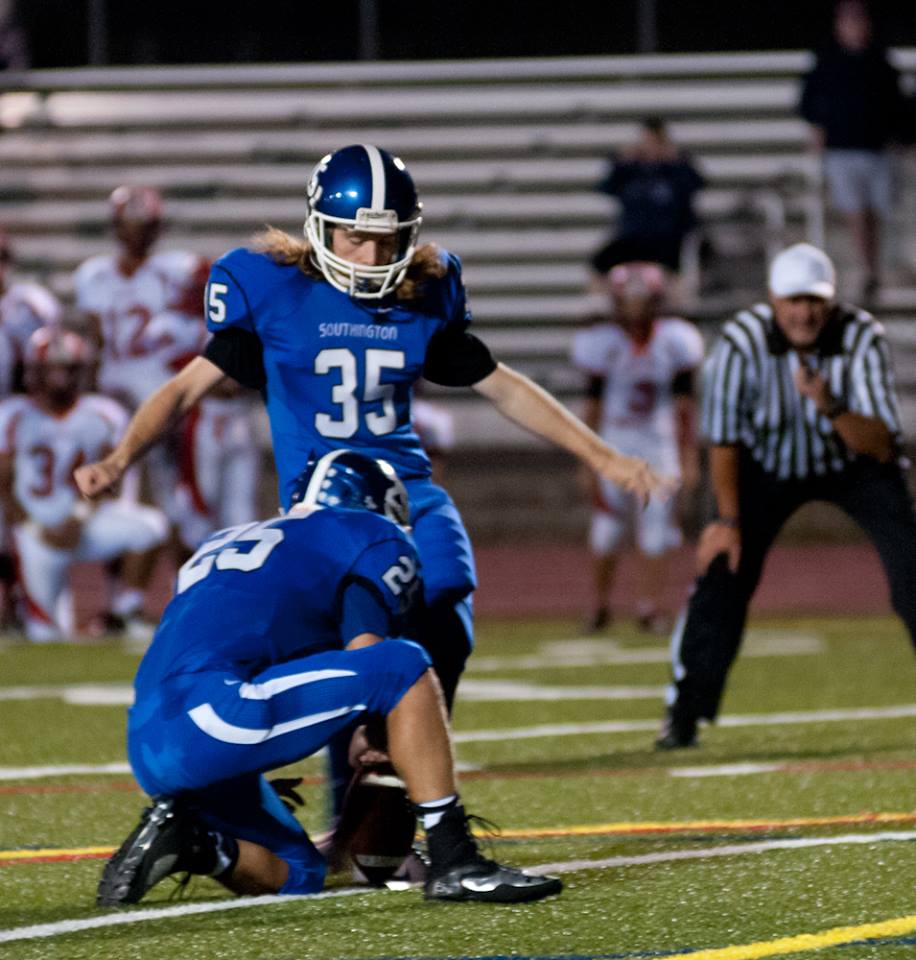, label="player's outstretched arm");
[74,357,227,499]
[472,362,677,503]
